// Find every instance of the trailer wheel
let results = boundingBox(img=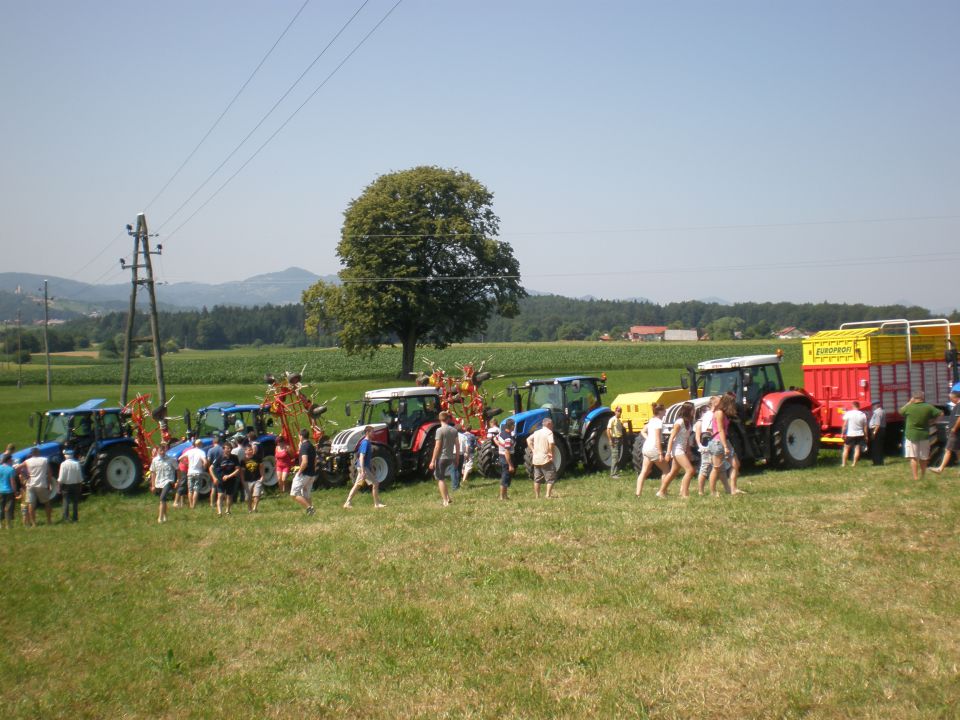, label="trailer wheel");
[772,405,819,469]
[349,443,396,490]
[583,423,614,472]
[475,439,500,478]
[524,437,569,479]
[96,446,143,493]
